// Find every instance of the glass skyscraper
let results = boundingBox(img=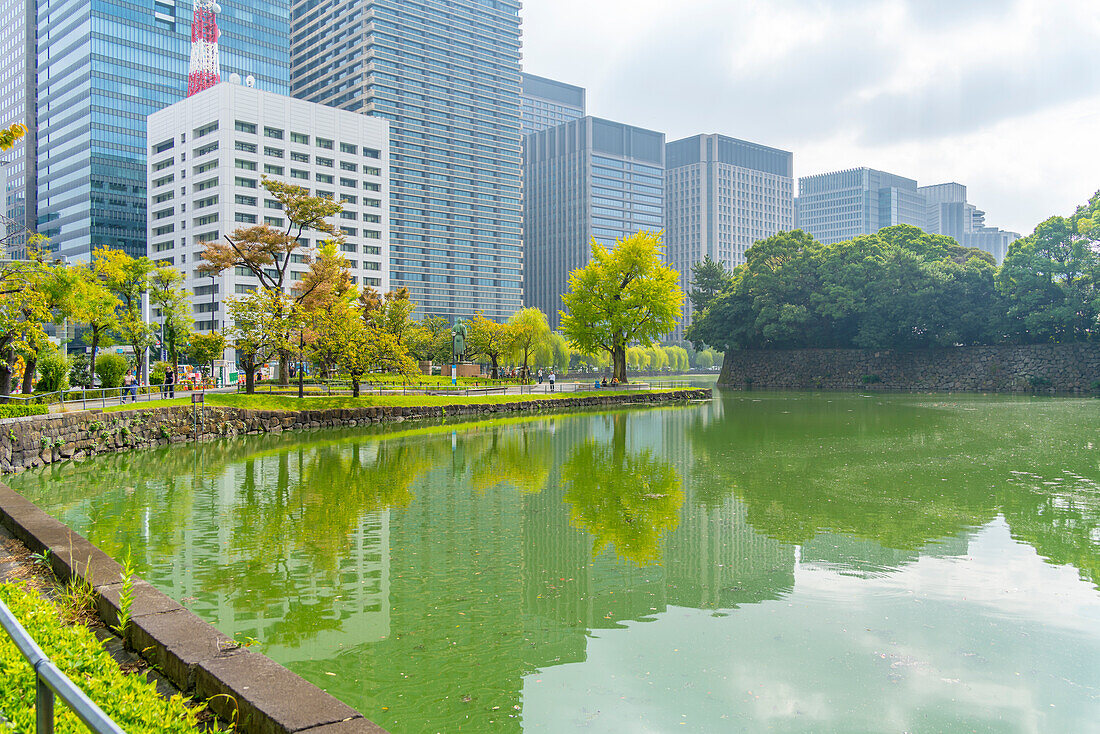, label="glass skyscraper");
[36,0,289,261]
[0,0,36,258]
[291,0,524,321]
[520,72,584,135]
[524,116,664,330]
